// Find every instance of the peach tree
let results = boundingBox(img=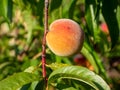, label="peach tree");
[0,0,120,90]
